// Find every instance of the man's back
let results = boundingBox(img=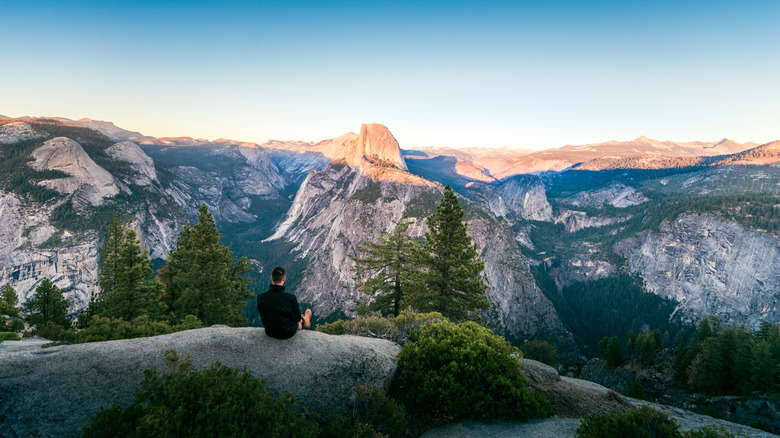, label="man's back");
[257,284,301,339]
